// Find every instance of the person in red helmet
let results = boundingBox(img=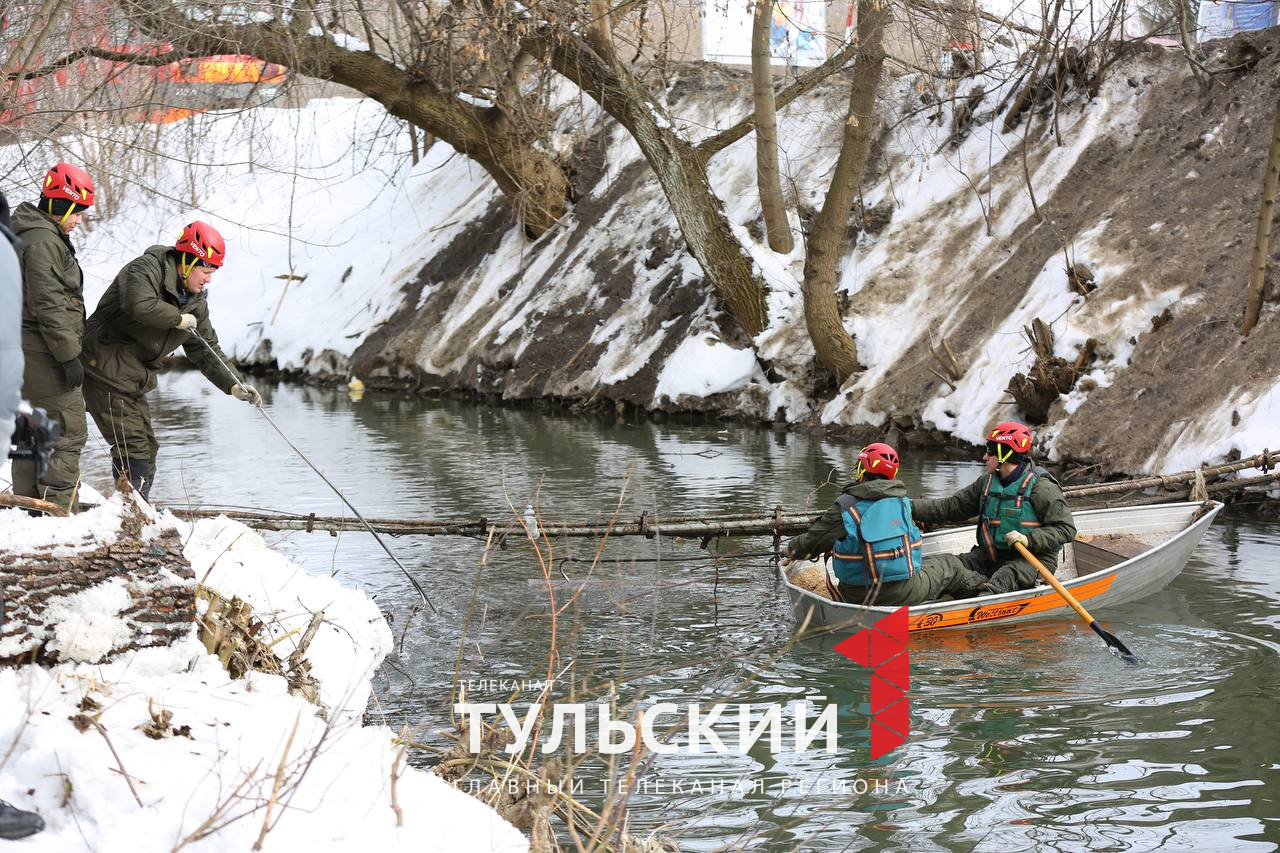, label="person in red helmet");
[786,442,959,606]
[9,163,96,512]
[913,421,1077,596]
[80,220,260,500]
